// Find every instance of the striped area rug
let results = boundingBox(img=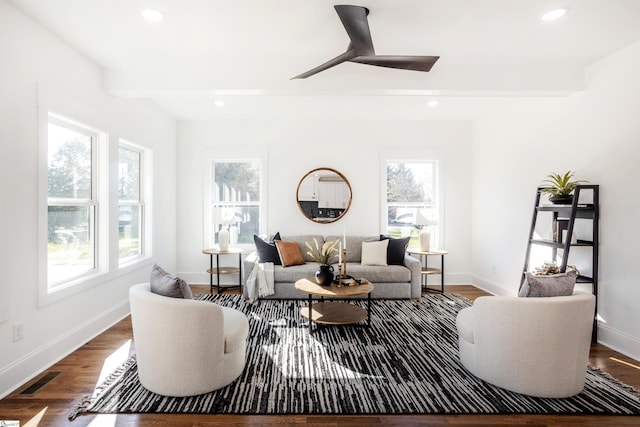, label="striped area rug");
[70,294,640,418]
